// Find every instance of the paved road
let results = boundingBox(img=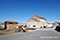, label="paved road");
[0,30,60,40]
